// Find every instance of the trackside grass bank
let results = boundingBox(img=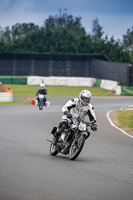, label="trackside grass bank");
[0,85,112,106]
[0,101,31,106]
[7,84,112,97]
[117,110,133,130]
[0,84,132,131]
